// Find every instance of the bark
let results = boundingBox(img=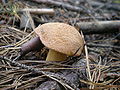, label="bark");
[76,20,120,34]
